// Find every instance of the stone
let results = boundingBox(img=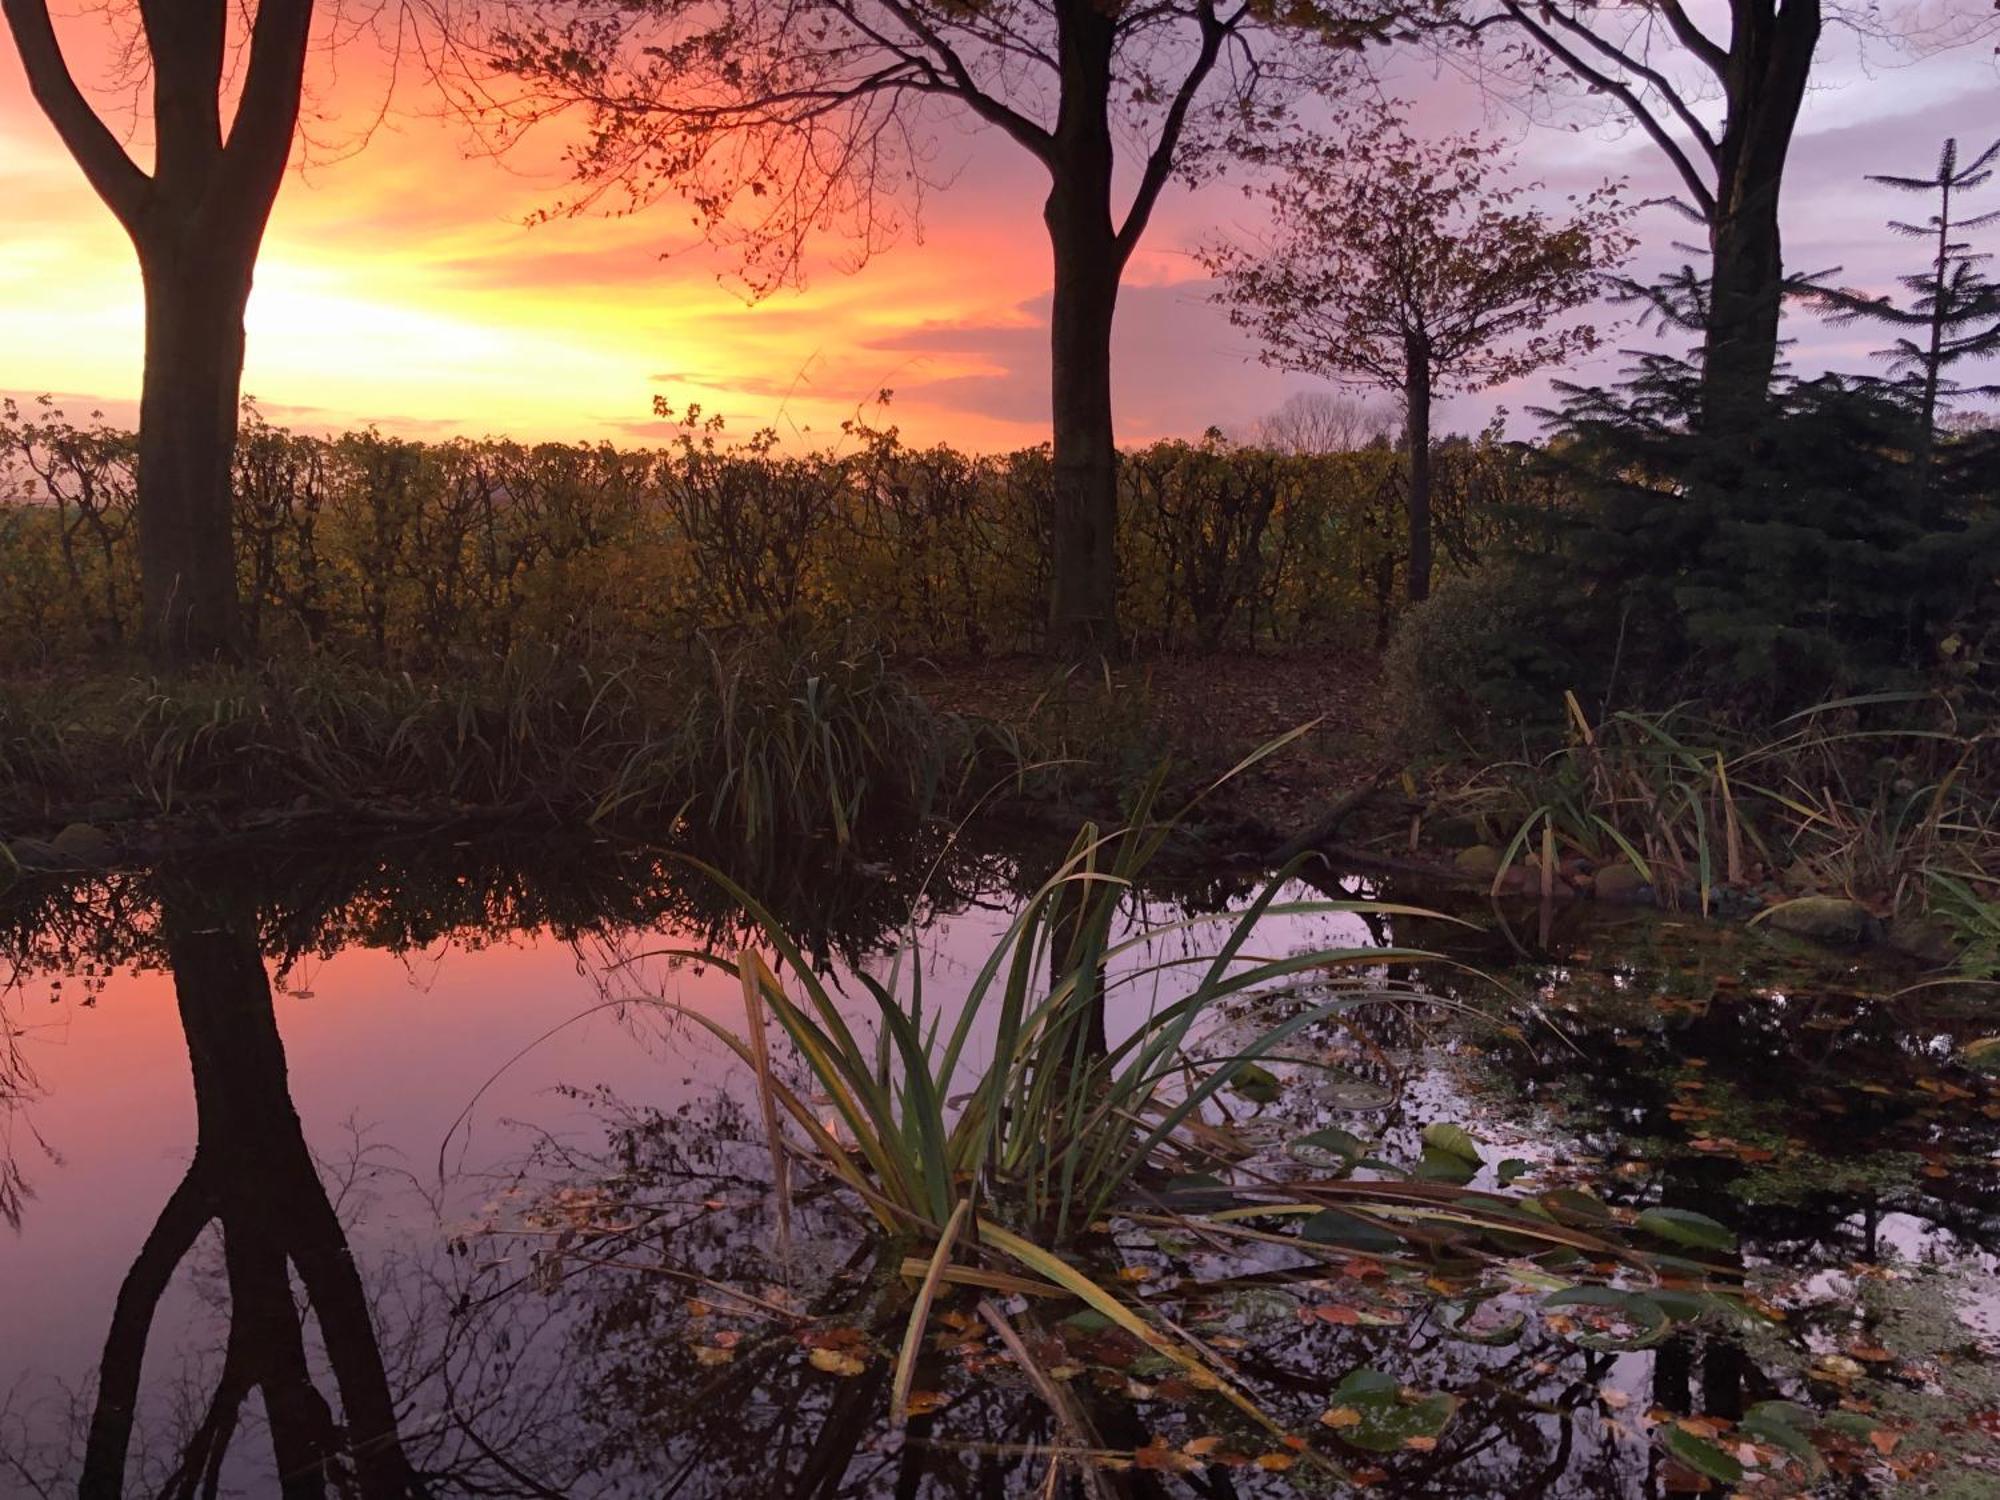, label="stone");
[1454,844,1504,881]
[3,837,63,871]
[49,822,115,864]
[1881,913,1960,967]
[1761,896,1874,946]
[1592,862,1653,904]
